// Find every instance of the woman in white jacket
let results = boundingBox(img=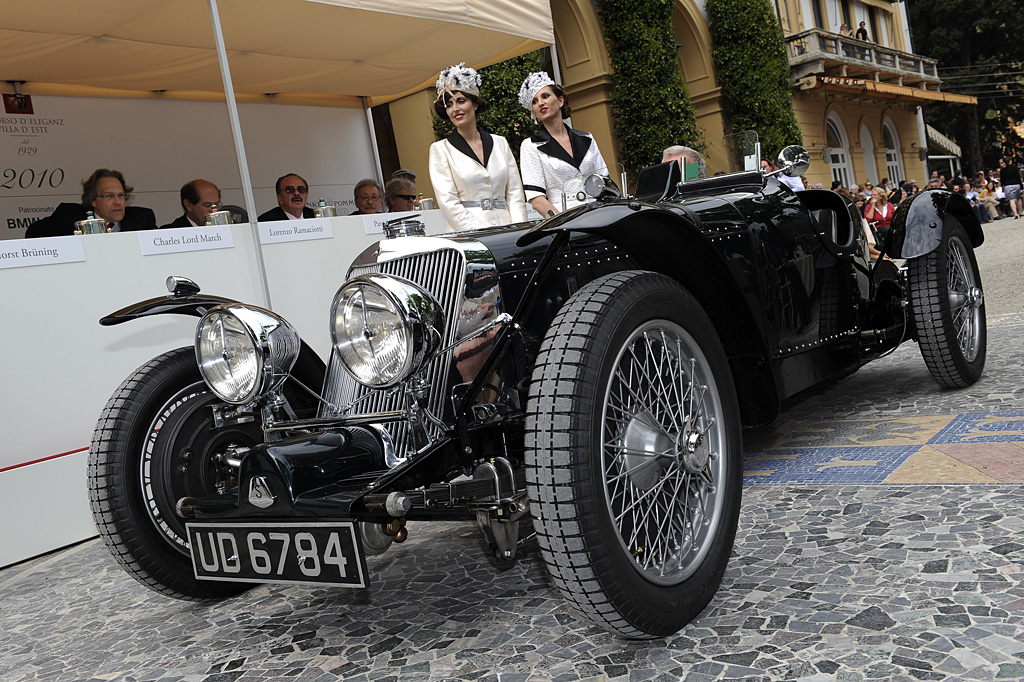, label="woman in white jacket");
[518,71,609,216]
[428,63,527,231]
